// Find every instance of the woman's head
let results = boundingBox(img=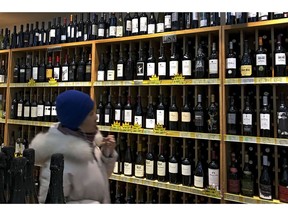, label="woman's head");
[56,90,97,133]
